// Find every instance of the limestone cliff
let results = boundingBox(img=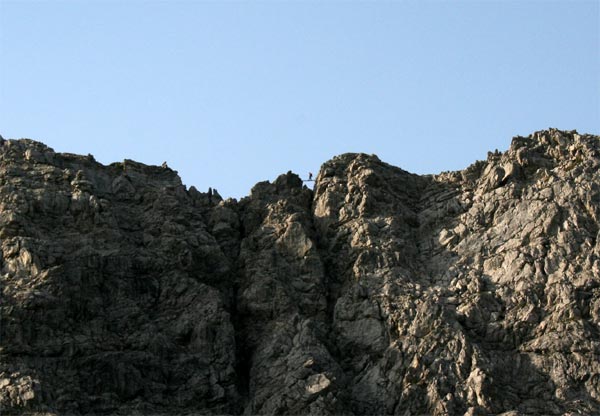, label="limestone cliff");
[0,129,599,415]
